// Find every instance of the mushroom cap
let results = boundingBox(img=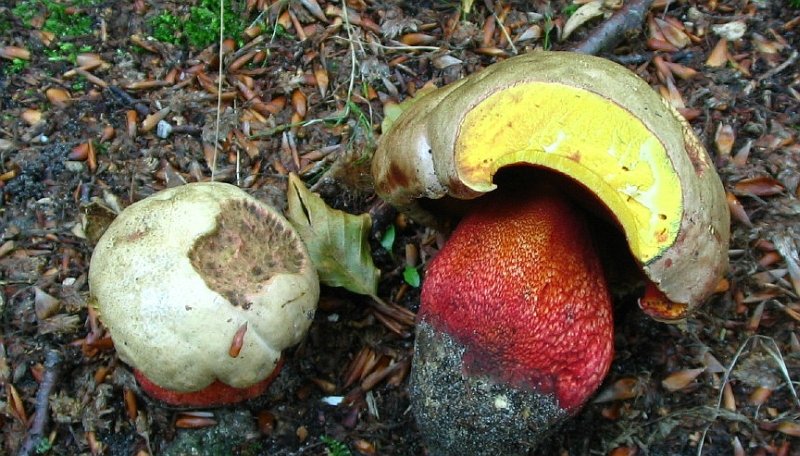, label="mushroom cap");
[372,51,729,316]
[89,182,319,392]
